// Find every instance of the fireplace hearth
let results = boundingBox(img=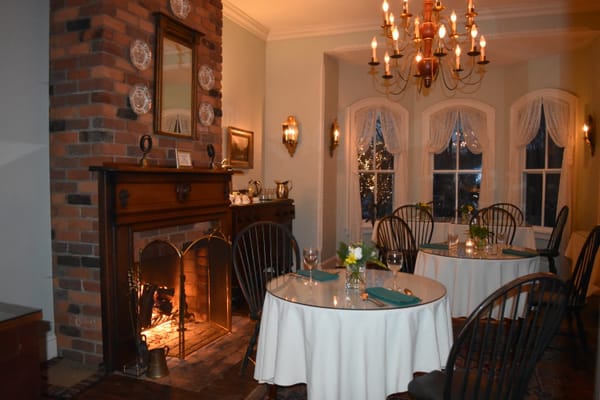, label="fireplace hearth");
[91,164,233,371]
